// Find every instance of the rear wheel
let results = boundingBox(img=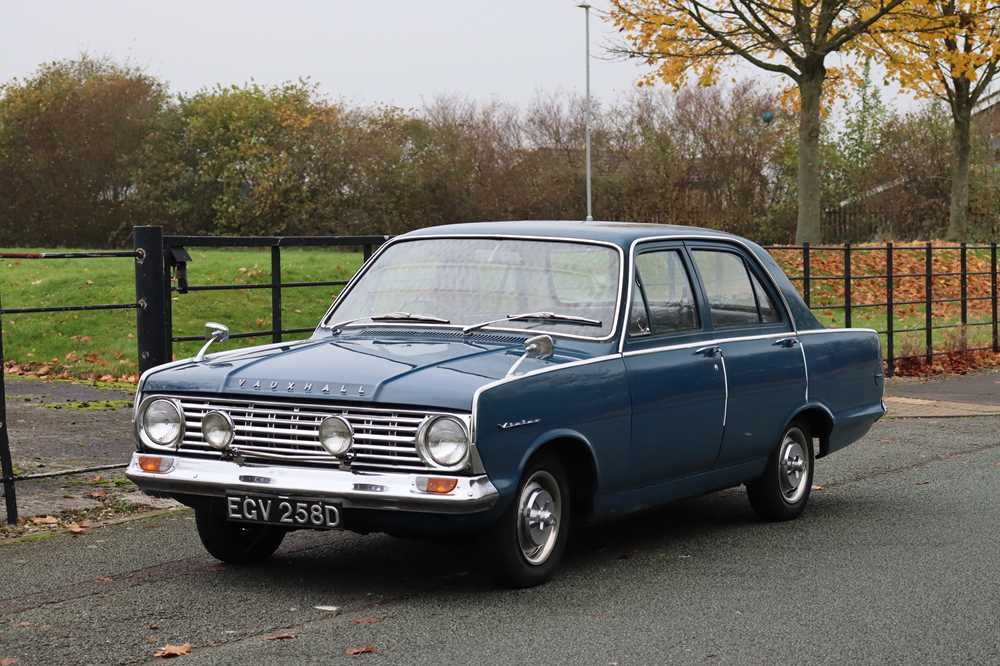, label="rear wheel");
[195,500,286,564]
[747,421,814,522]
[484,454,570,588]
